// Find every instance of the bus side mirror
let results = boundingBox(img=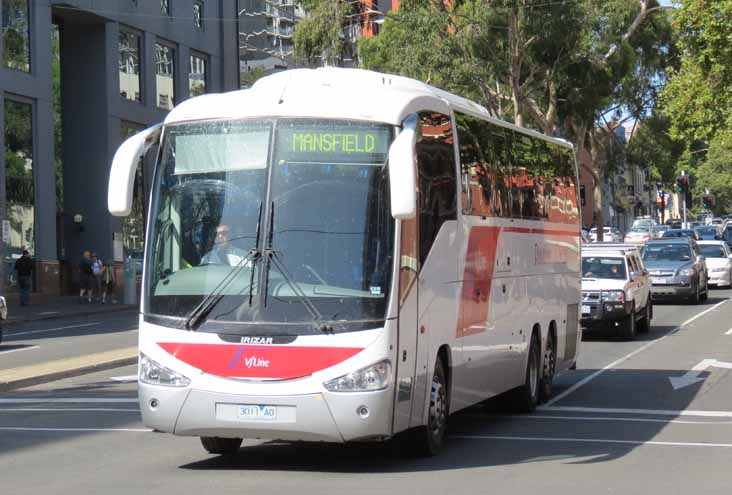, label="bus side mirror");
[108,124,162,217]
[388,114,418,220]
